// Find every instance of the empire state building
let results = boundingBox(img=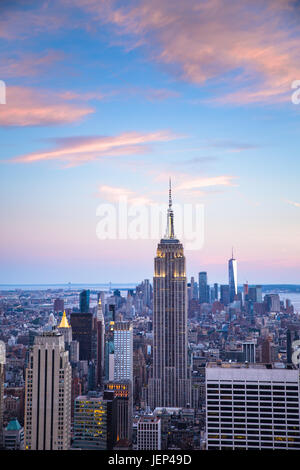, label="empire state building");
[149,180,191,409]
